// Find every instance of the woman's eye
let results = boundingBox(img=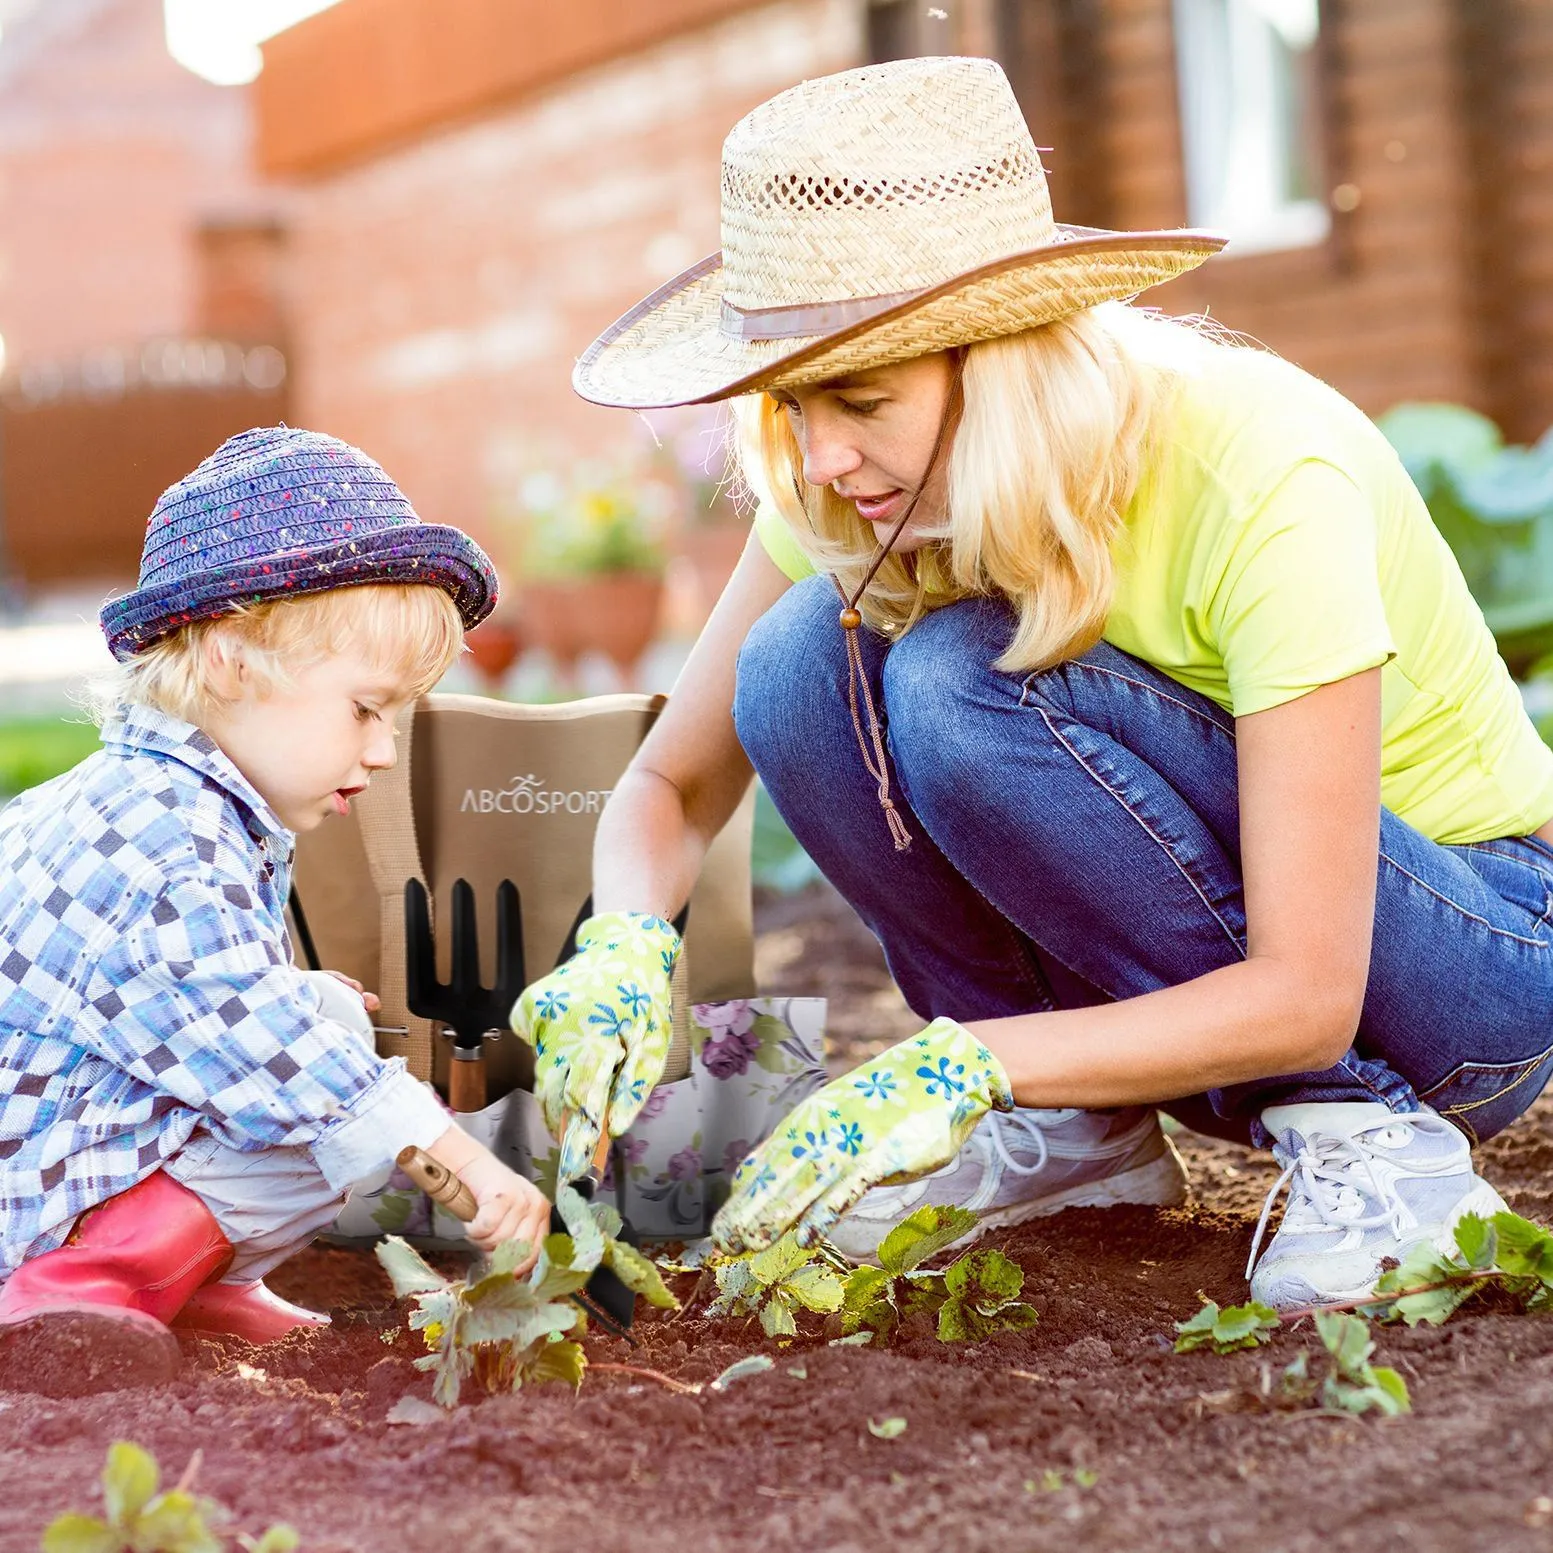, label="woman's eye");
[841,399,883,417]
[354,703,379,723]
